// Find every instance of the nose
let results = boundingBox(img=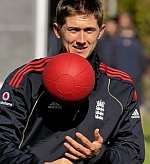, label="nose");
[76,31,86,45]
